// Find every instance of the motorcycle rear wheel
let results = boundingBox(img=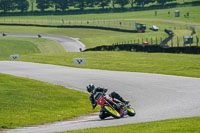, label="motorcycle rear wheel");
[104,106,121,119]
